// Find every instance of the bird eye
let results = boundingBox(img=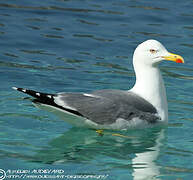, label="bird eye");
[150,49,157,54]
